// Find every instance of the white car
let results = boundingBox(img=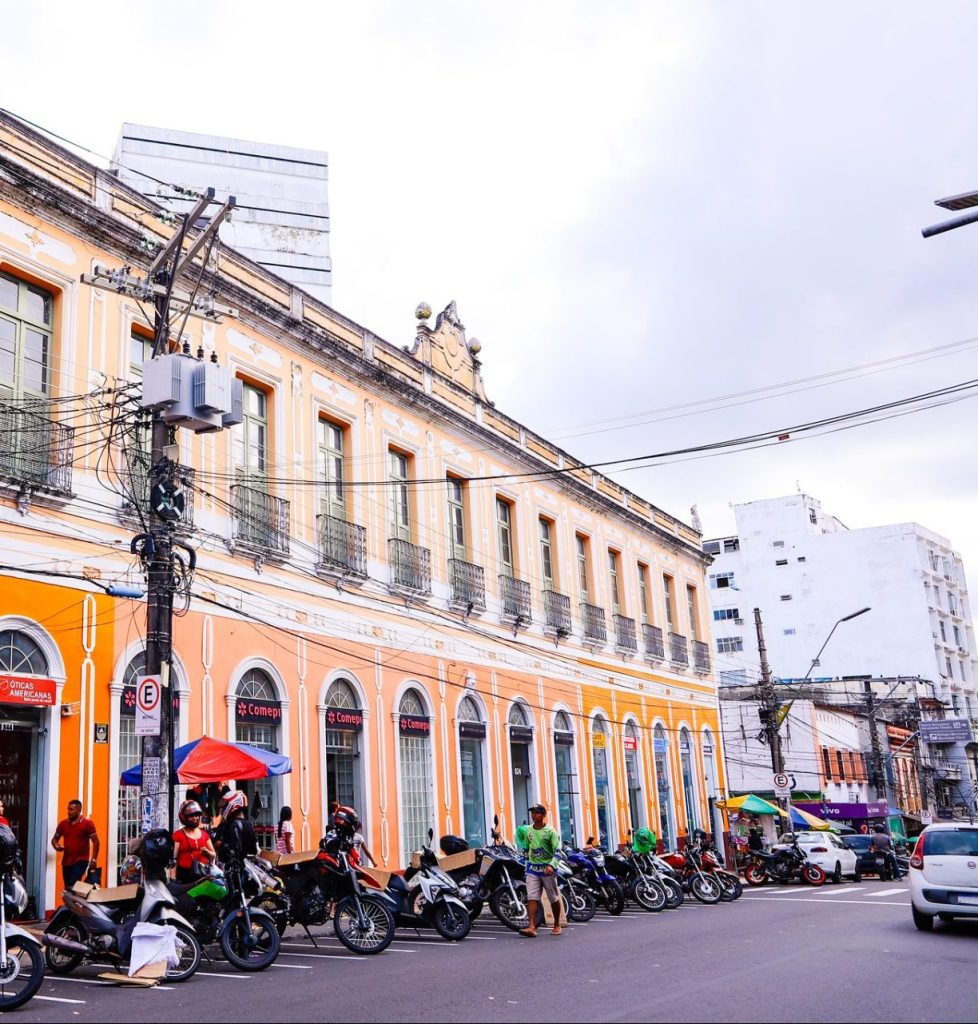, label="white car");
[908,823,978,931]
[774,831,860,883]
